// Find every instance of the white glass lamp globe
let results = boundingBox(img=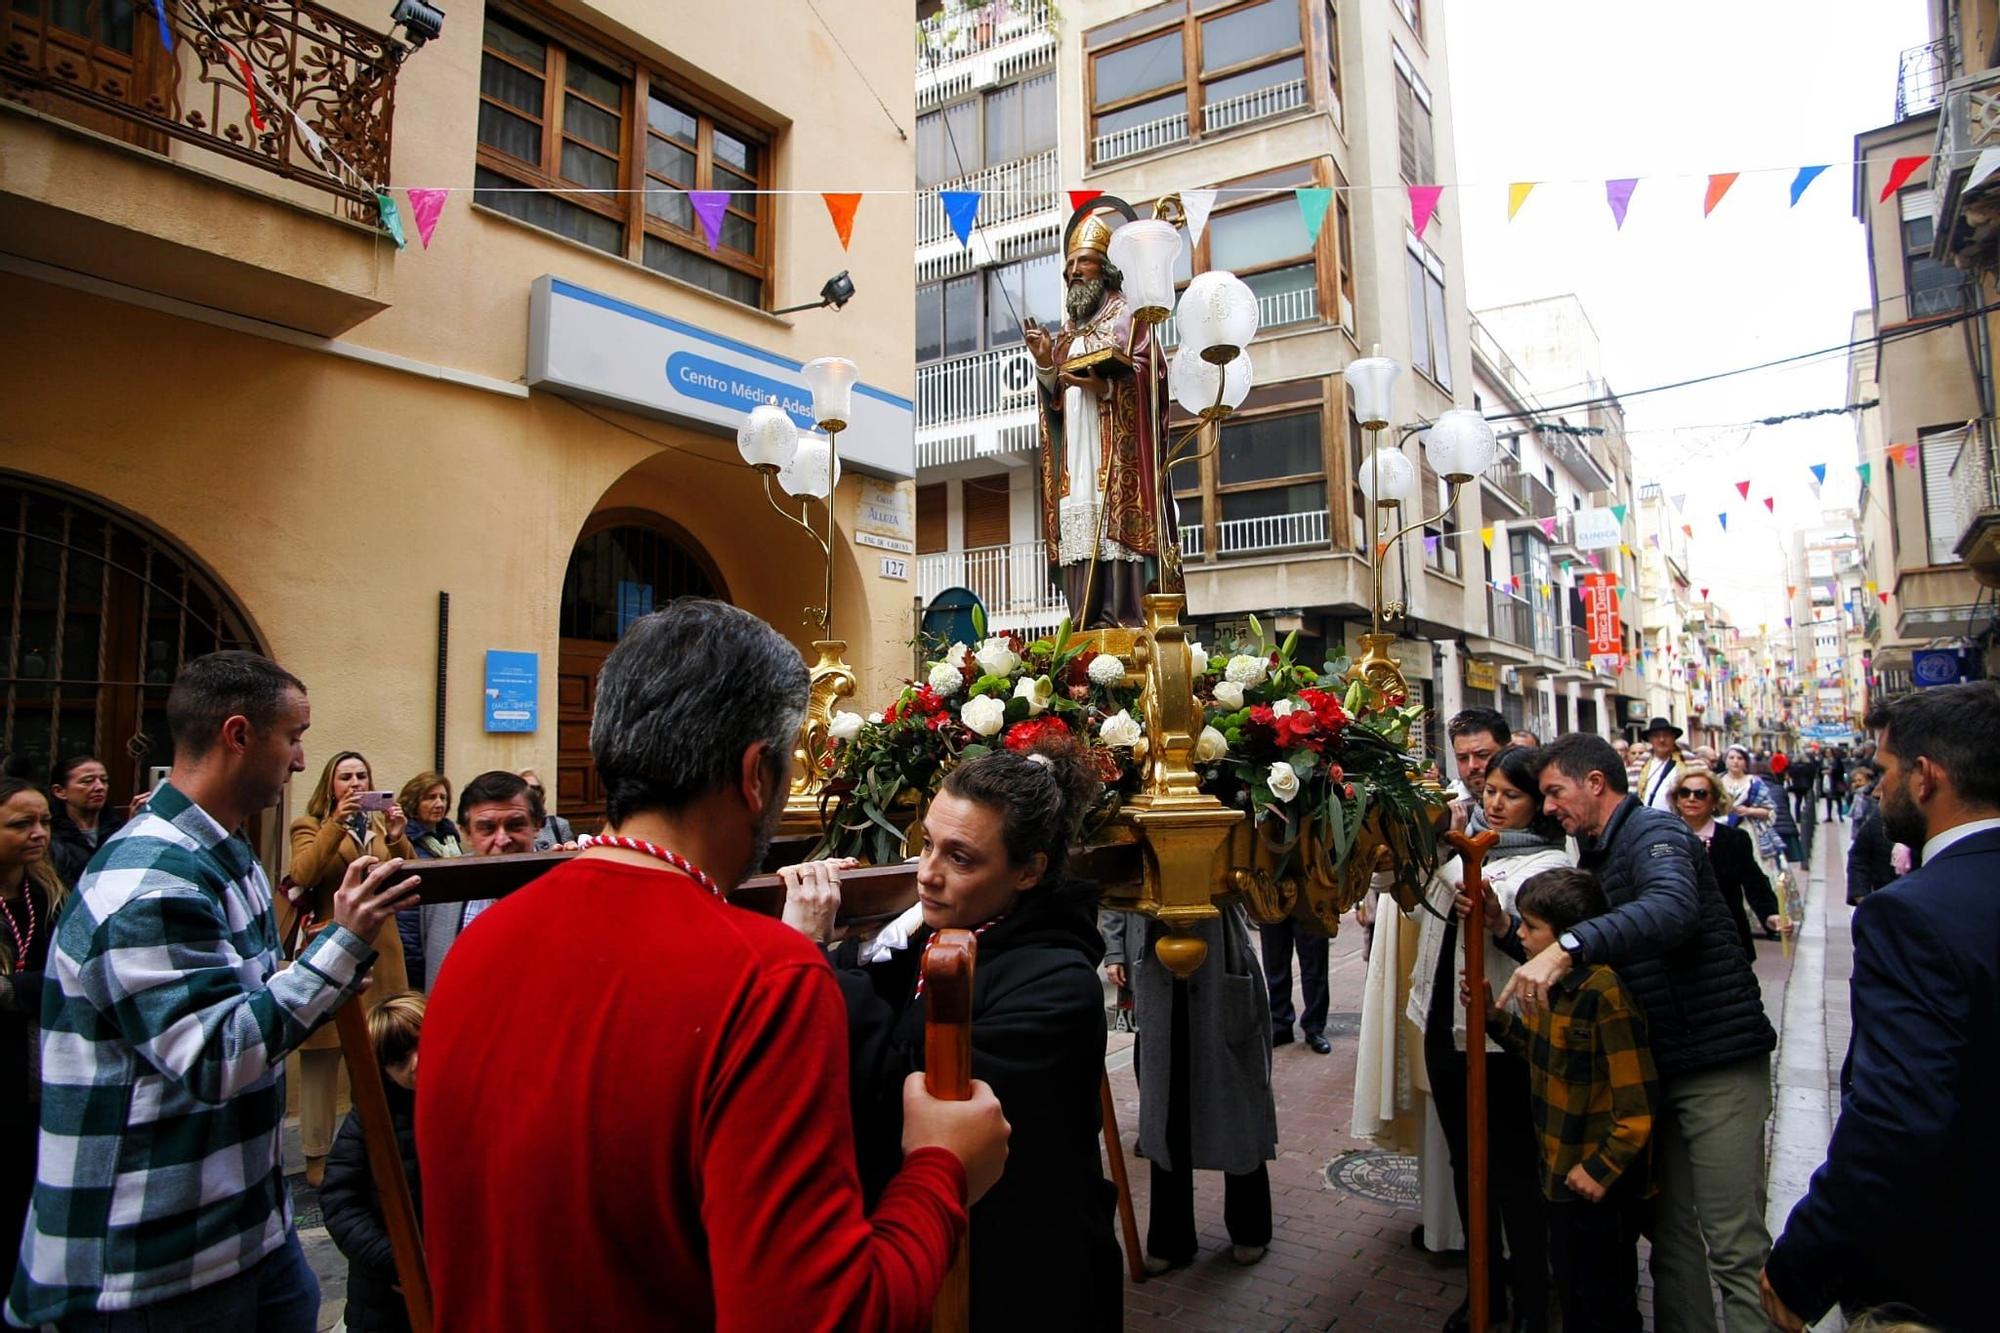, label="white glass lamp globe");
[1356,447,1415,508]
[737,402,799,472]
[1422,408,1499,483]
[777,436,841,500]
[1106,218,1183,324]
[1344,357,1401,430]
[1169,345,1253,420]
[1175,270,1259,364]
[801,356,859,433]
